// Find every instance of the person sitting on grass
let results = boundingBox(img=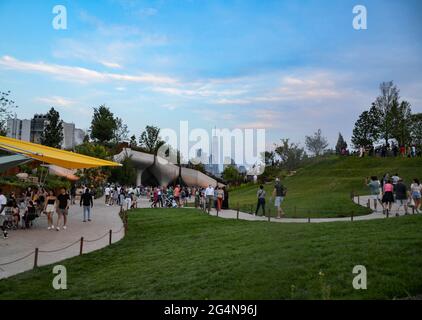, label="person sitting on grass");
[255,185,266,217]
[366,176,381,211]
